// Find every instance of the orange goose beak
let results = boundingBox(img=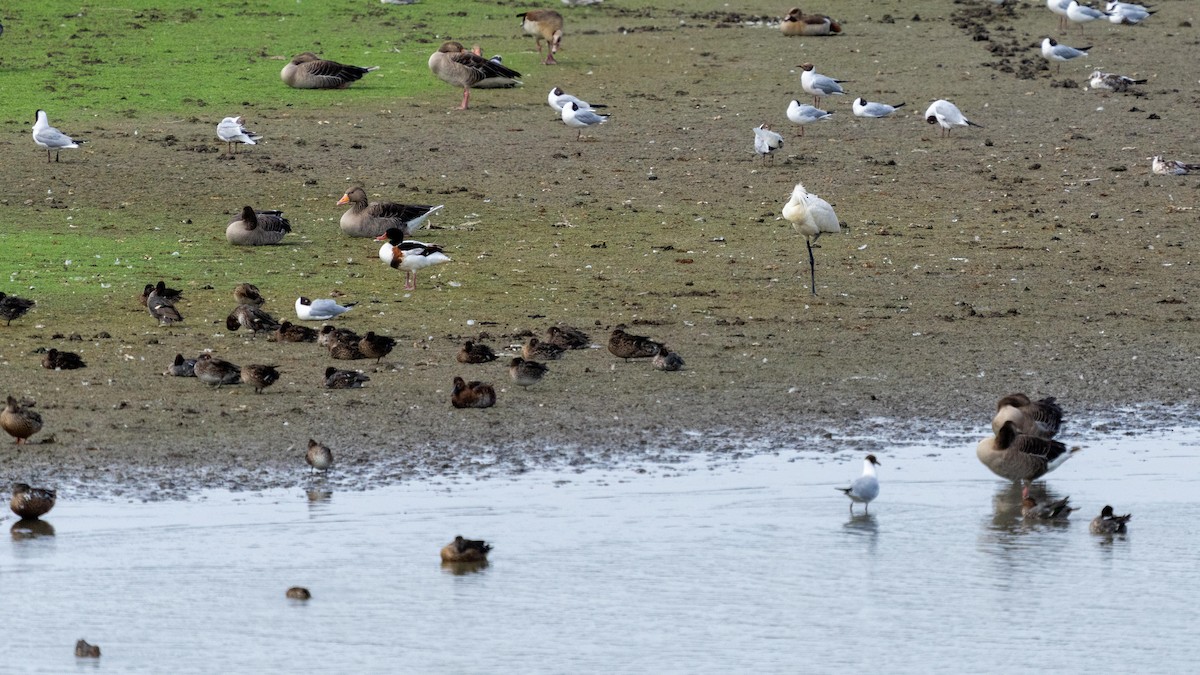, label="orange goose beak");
[336,194,351,206]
